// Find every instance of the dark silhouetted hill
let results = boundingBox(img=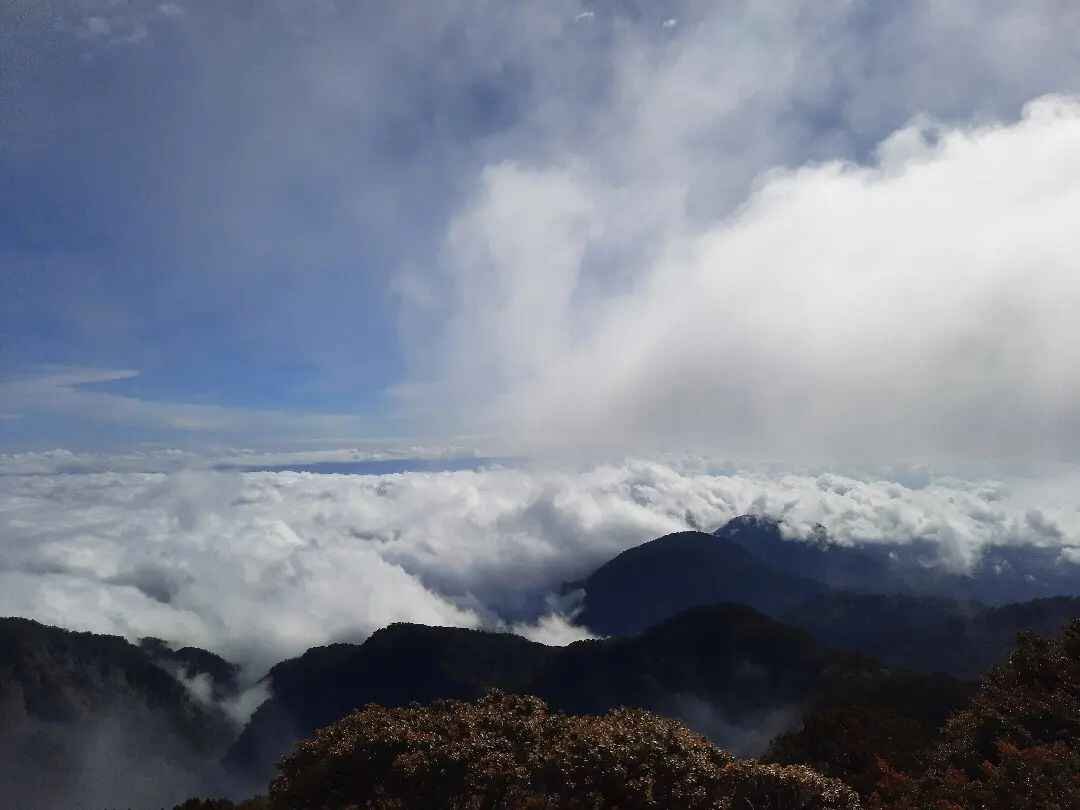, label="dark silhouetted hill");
[767,660,975,797]
[224,603,959,791]
[776,620,1080,808]
[574,516,1080,678]
[0,617,237,809]
[715,514,1080,604]
[190,620,1080,810]
[224,623,551,791]
[785,593,1080,679]
[575,529,828,636]
[816,617,1080,807]
[876,619,1080,808]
